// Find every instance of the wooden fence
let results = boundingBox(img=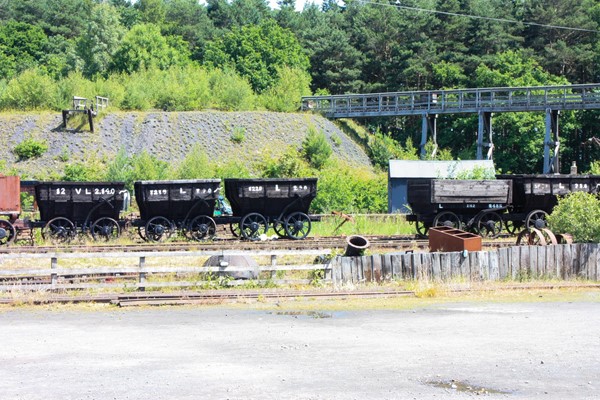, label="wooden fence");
[2,244,598,292]
[329,244,600,285]
[0,249,332,291]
